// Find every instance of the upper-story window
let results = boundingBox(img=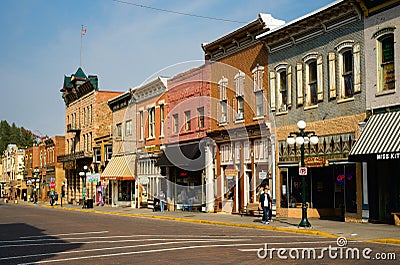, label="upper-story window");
[307,60,318,106]
[116,123,122,137]
[160,104,165,137]
[197,107,204,129]
[105,145,112,161]
[93,147,101,163]
[333,41,361,100]
[253,65,265,117]
[139,111,144,140]
[148,107,155,138]
[219,76,228,100]
[173,114,179,134]
[184,110,191,131]
[378,33,395,91]
[235,71,245,97]
[125,120,132,136]
[219,77,228,124]
[235,70,245,121]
